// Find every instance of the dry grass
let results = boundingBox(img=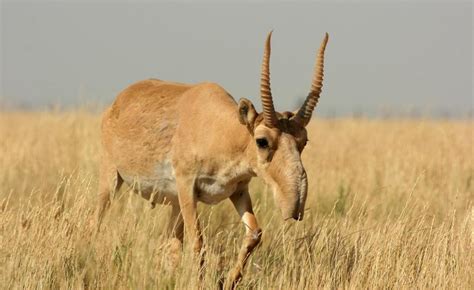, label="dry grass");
[1,110,472,289]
